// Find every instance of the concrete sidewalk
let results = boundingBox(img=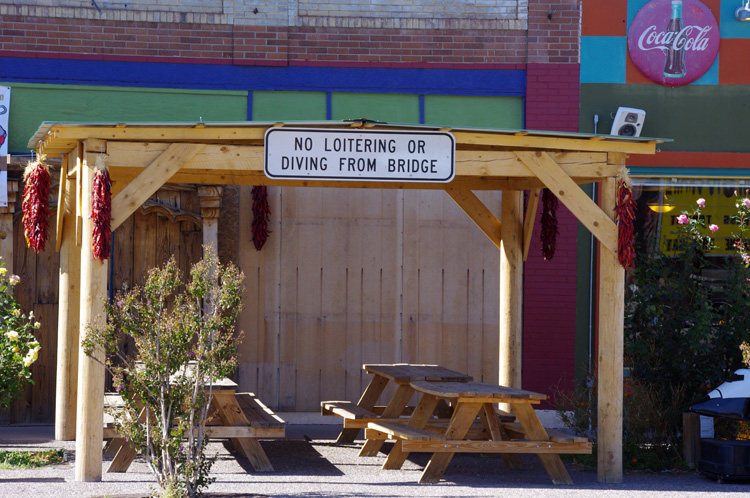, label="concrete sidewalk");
[0,425,746,497]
